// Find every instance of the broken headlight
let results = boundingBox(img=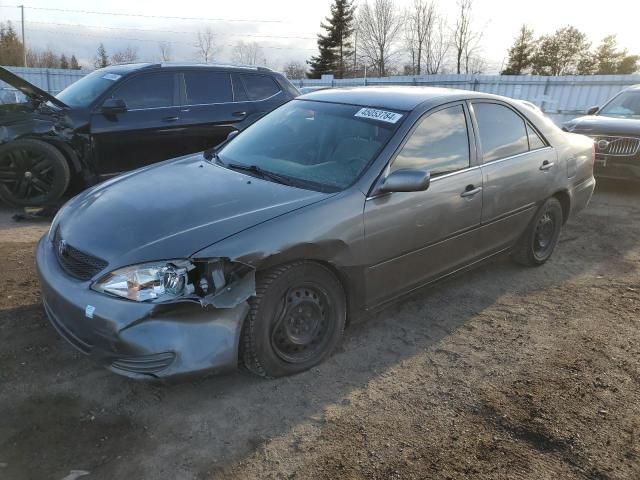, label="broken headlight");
[91,260,196,302]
